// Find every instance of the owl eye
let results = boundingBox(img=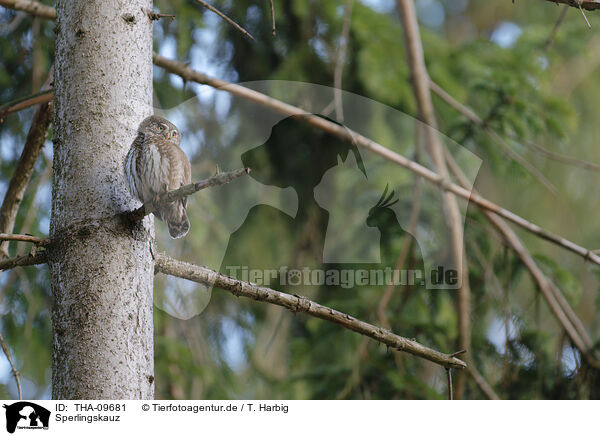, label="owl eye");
[157,125,164,132]
[171,131,177,138]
